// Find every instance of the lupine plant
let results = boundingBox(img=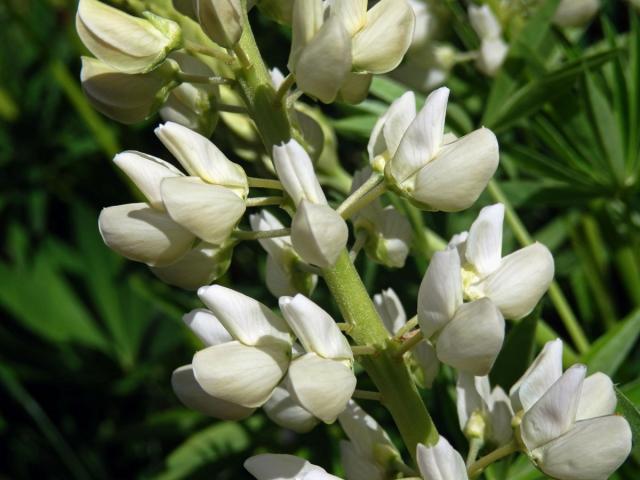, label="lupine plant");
[69,0,637,478]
